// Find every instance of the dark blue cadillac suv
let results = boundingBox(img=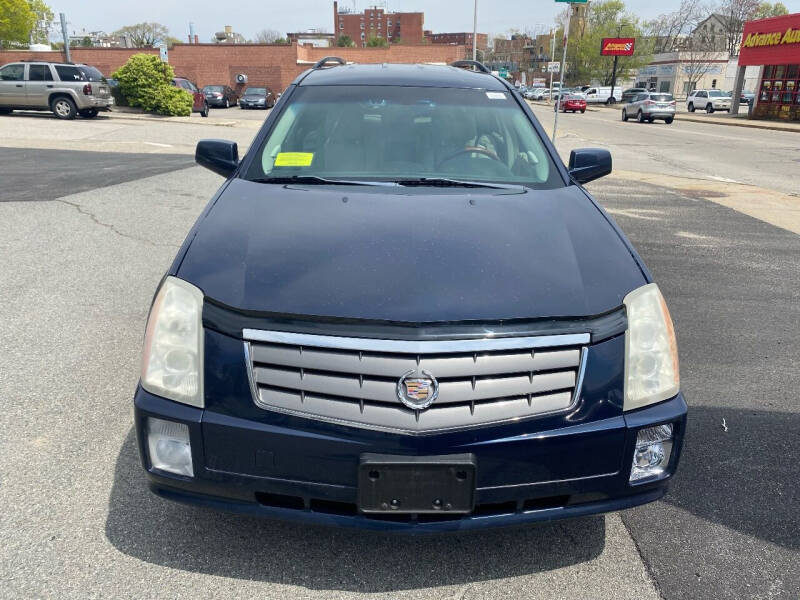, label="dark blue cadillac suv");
[135,58,687,532]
